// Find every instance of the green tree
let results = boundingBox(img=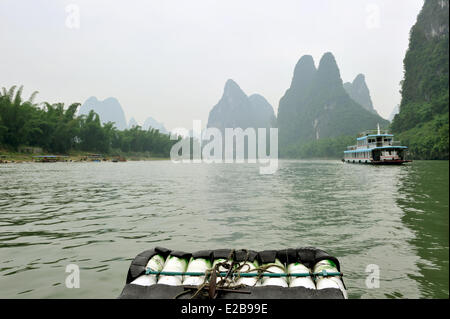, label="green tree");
[1,85,176,157]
